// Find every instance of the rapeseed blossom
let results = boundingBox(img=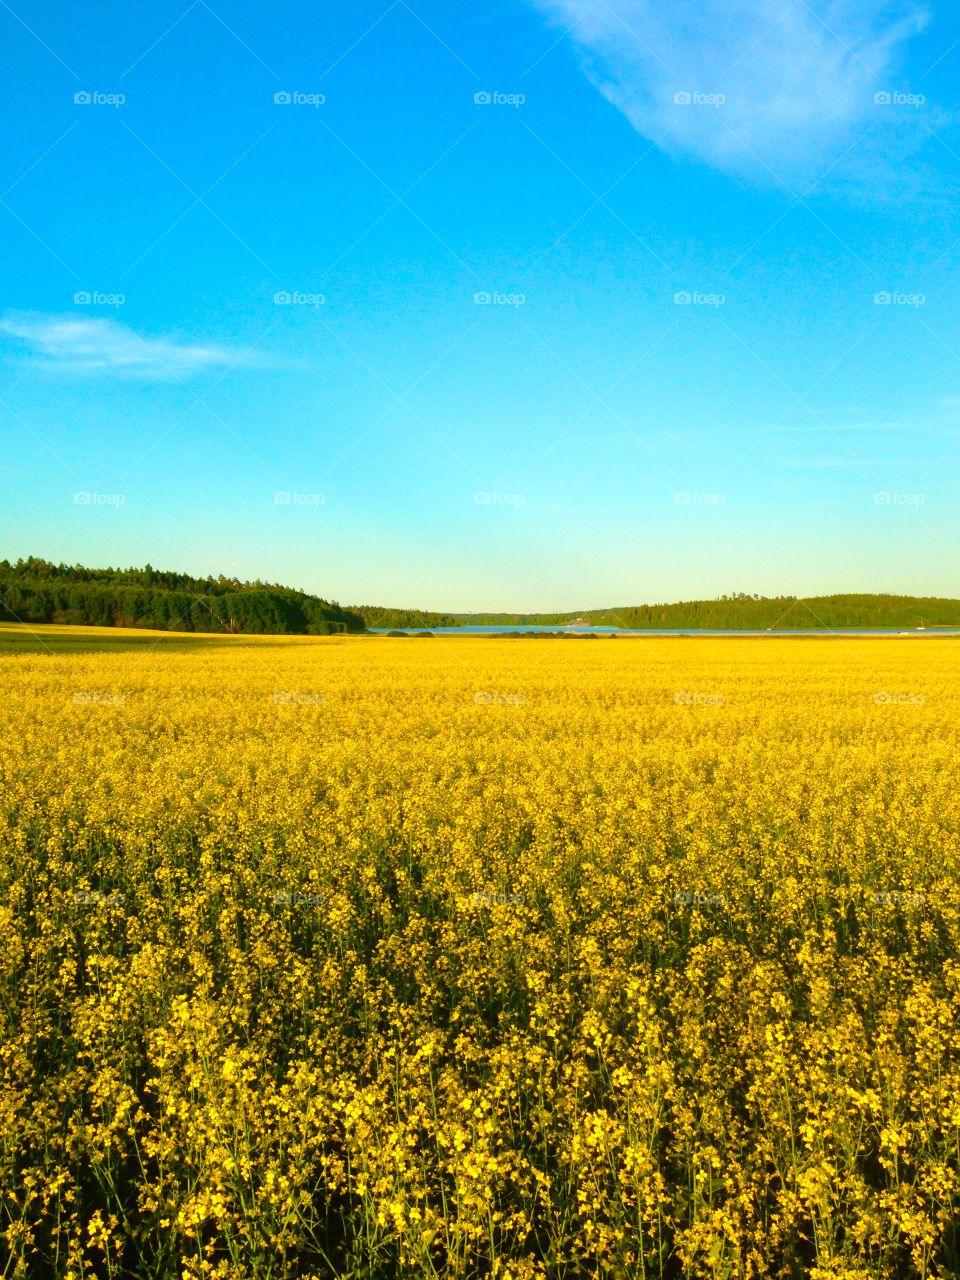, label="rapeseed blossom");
[0,631,957,1277]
